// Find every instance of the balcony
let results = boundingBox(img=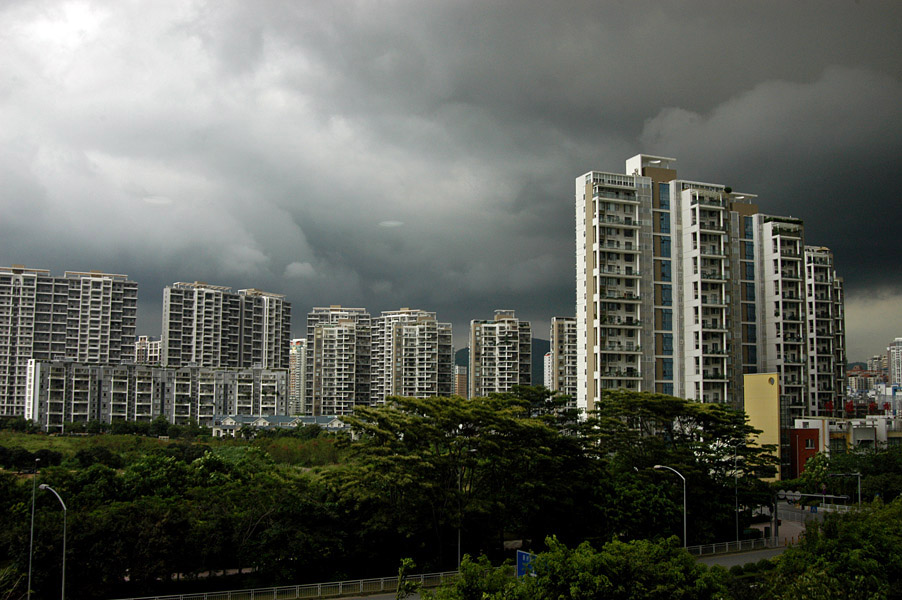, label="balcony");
[699,270,727,282]
[600,342,642,354]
